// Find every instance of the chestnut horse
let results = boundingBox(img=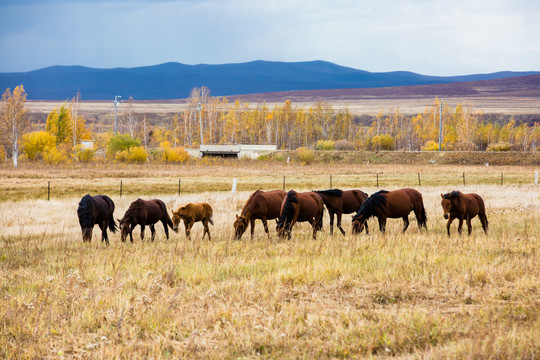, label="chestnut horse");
[171,202,214,240]
[118,198,175,242]
[77,194,117,245]
[234,189,286,239]
[276,190,324,239]
[441,191,488,235]
[352,188,427,234]
[315,189,369,235]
